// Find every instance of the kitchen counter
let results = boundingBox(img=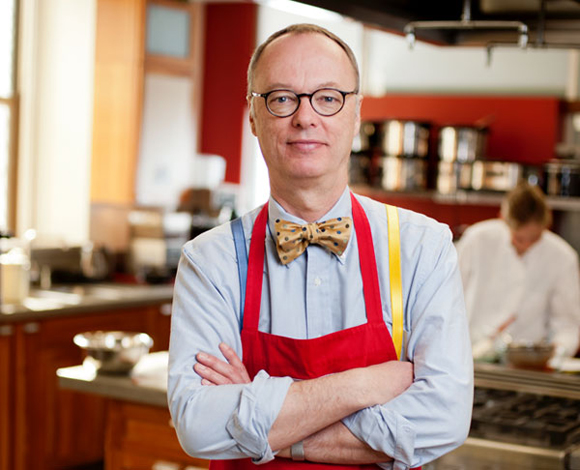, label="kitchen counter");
[57,351,169,407]
[0,282,174,323]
